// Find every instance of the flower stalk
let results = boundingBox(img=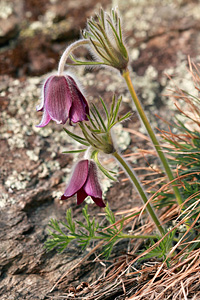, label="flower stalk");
[58,39,90,75]
[122,69,184,208]
[113,151,165,236]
